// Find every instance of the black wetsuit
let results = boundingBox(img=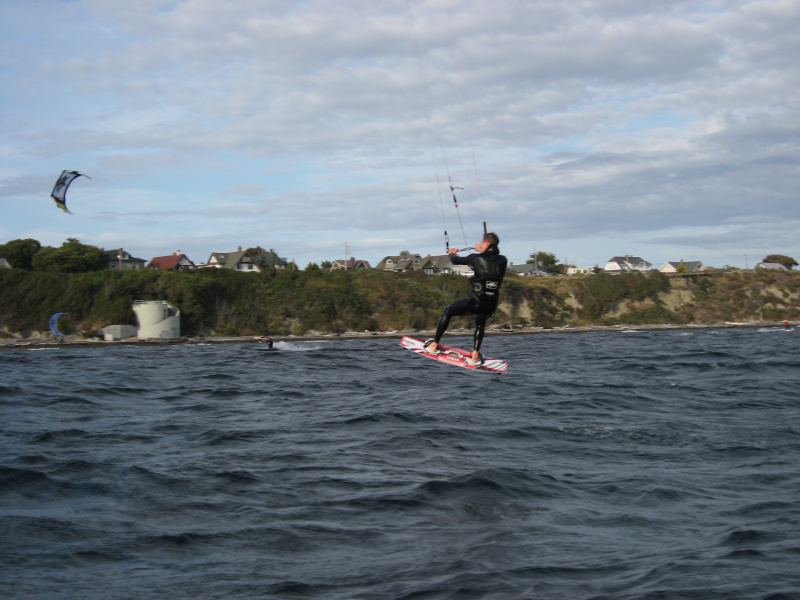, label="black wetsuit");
[433,244,508,352]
